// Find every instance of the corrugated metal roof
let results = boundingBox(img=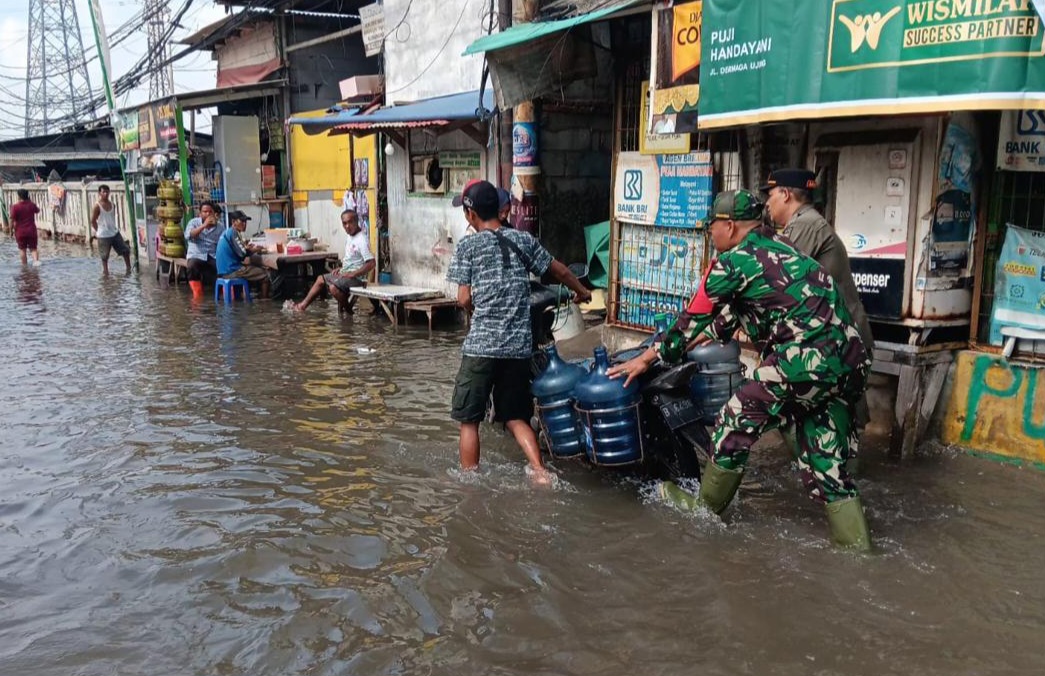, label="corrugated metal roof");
[334,119,451,132]
[299,90,494,135]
